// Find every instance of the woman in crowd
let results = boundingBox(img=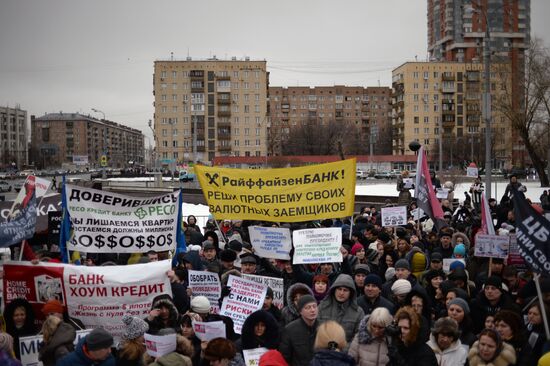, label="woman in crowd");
[525,302,549,364]
[38,315,76,366]
[494,309,533,365]
[237,310,280,352]
[181,314,203,366]
[424,269,446,317]
[310,321,355,366]
[348,307,393,366]
[447,298,477,348]
[468,328,516,366]
[202,337,243,366]
[0,332,21,366]
[4,298,37,359]
[426,317,467,366]
[116,315,149,366]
